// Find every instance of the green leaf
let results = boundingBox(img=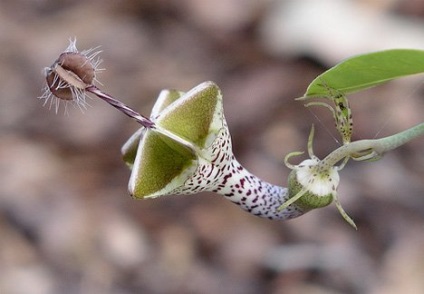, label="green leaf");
[303,49,424,98]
